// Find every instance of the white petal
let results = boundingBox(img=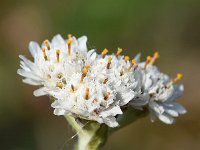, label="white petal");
[77,36,87,52]
[149,102,164,114]
[22,78,42,86]
[33,87,48,97]
[100,105,122,118]
[51,34,66,50]
[134,53,141,63]
[119,90,136,106]
[29,41,40,58]
[54,108,66,116]
[158,114,174,124]
[103,116,119,128]
[129,98,148,107]
[17,69,41,81]
[165,109,179,117]
[173,103,187,114]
